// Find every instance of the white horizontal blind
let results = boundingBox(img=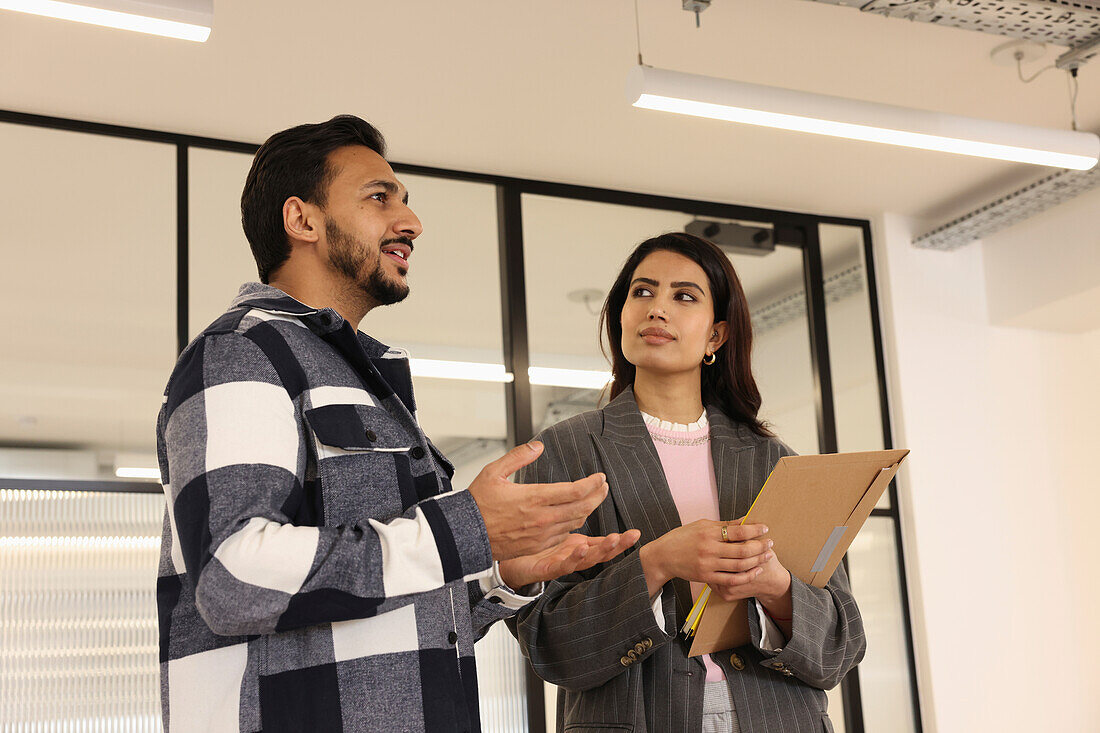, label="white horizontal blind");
[0,488,163,732]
